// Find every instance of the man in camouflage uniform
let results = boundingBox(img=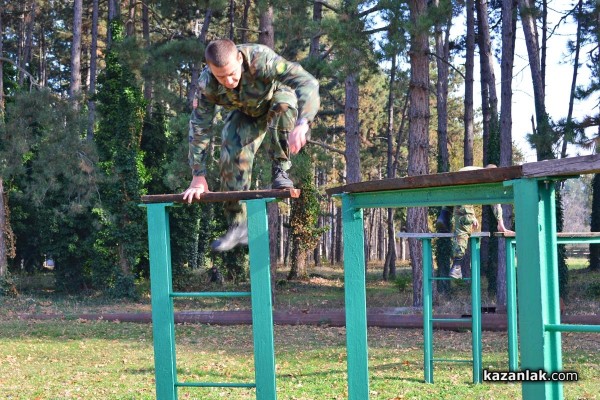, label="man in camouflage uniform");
[435,165,514,279]
[182,39,320,251]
